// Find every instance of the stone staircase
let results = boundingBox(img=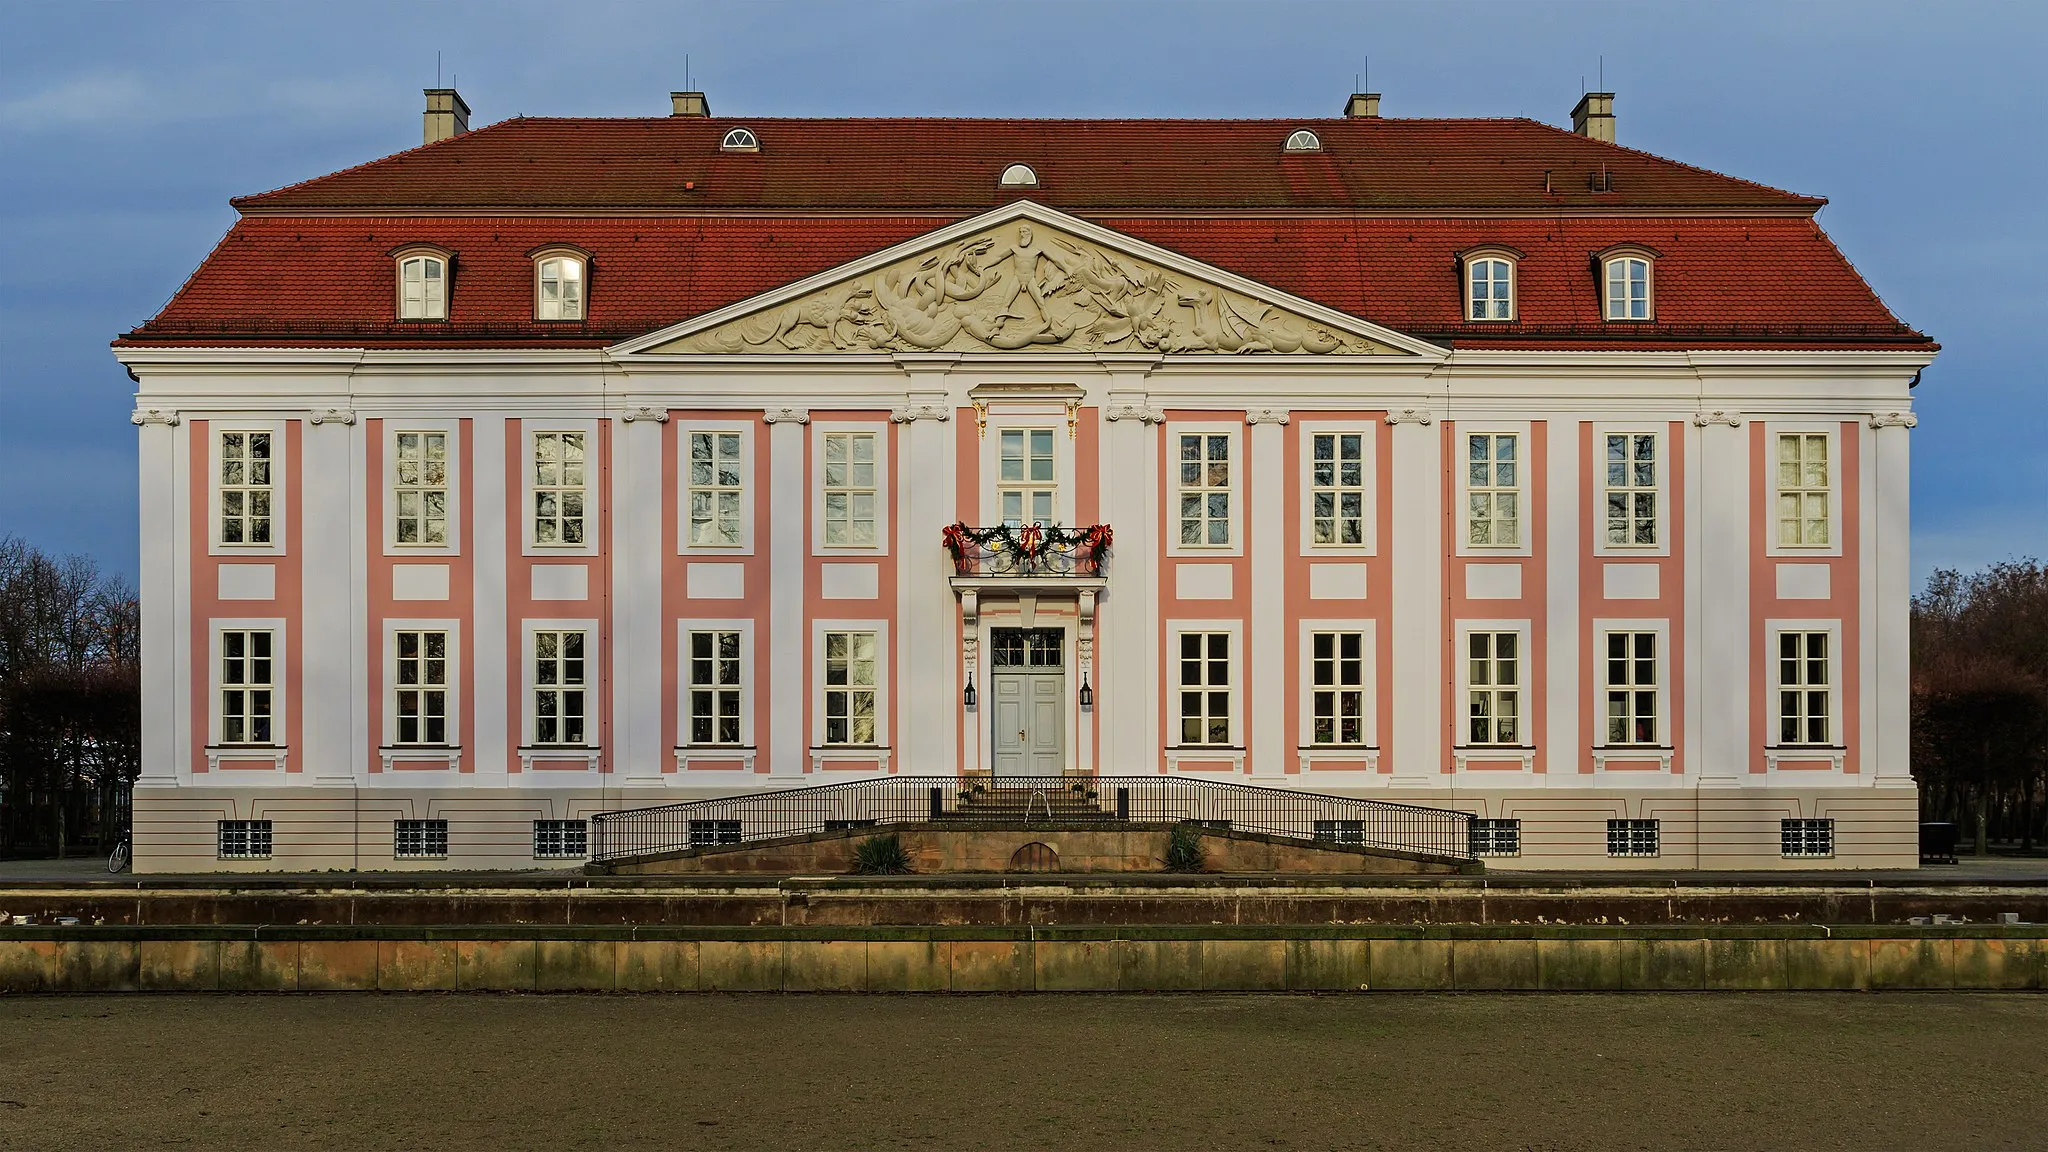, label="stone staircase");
[938,782,1119,824]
